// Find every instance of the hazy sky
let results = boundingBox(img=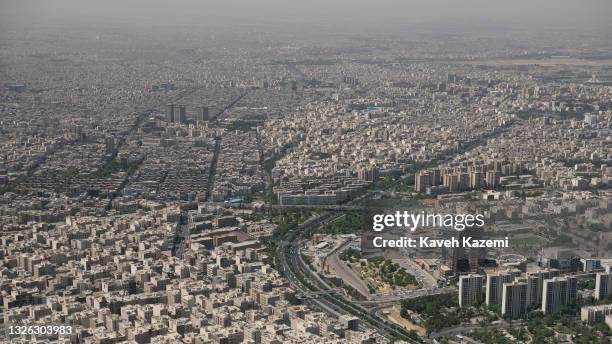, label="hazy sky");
[1,0,611,33]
